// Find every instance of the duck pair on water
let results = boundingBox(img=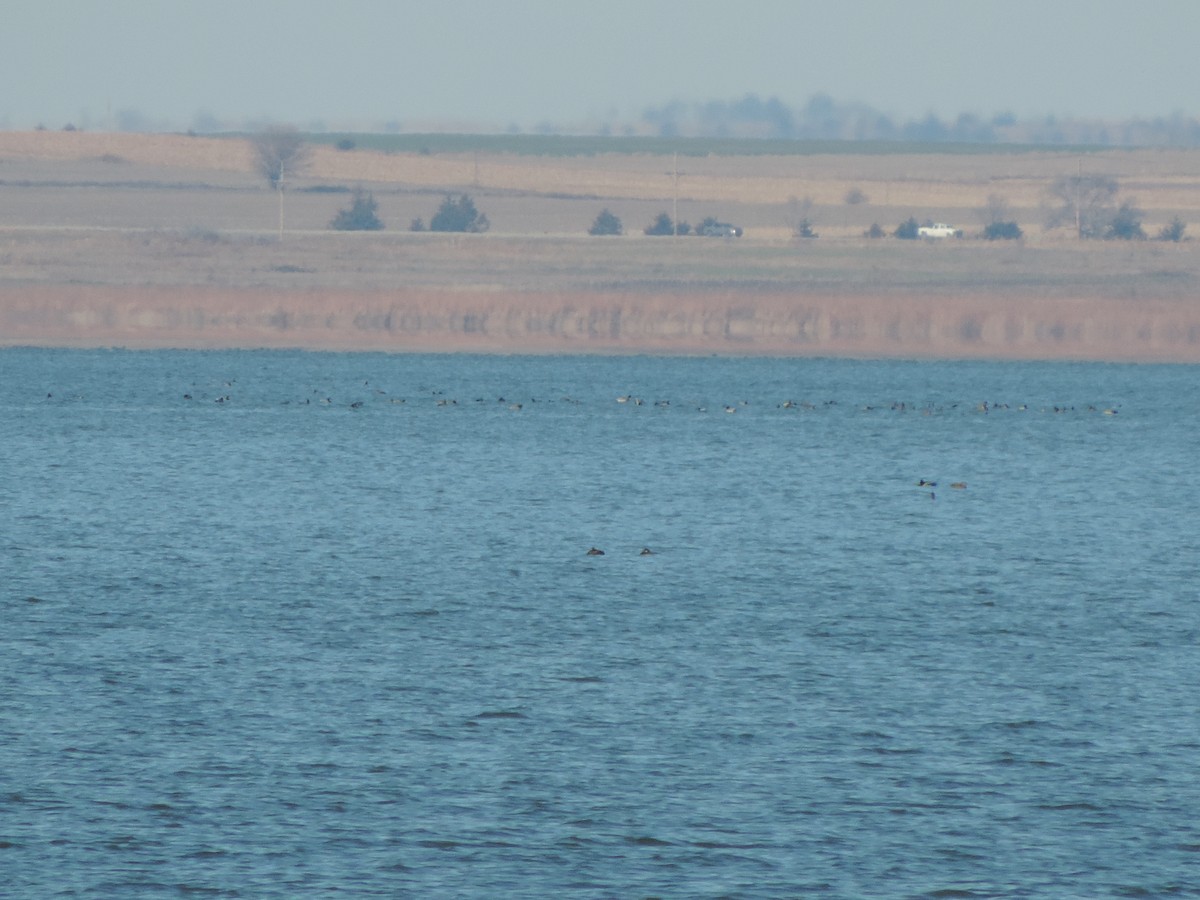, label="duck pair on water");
[587,547,653,556]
